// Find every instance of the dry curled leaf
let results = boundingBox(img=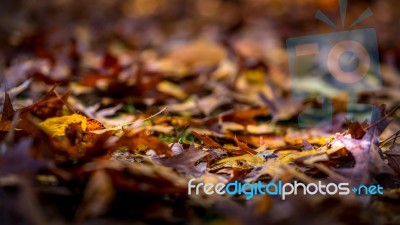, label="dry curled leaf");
[21,86,70,120]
